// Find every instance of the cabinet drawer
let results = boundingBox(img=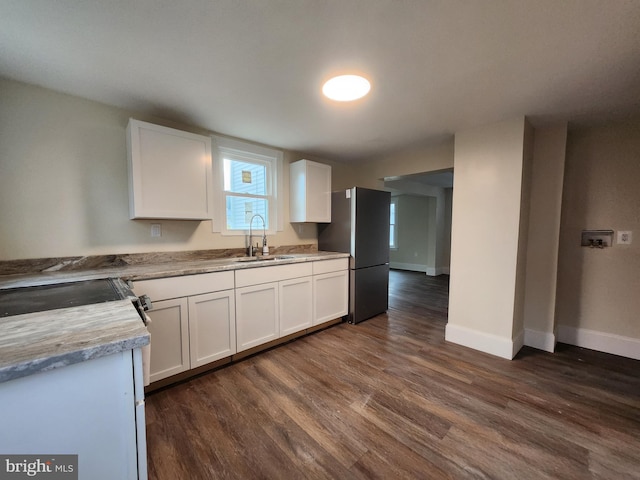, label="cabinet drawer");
[235,262,313,288]
[312,258,349,275]
[132,271,234,301]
